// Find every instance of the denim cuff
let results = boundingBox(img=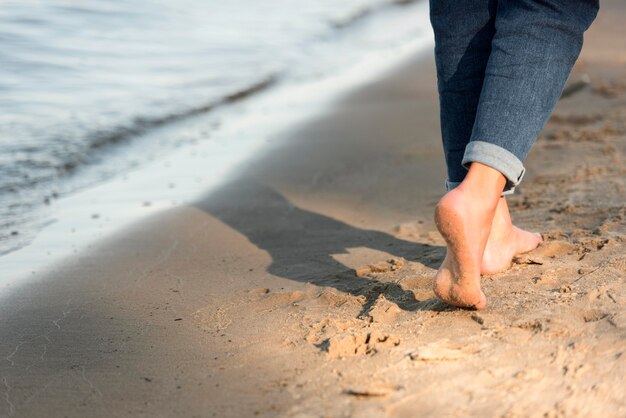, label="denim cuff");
[445,179,515,196]
[461,140,525,194]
